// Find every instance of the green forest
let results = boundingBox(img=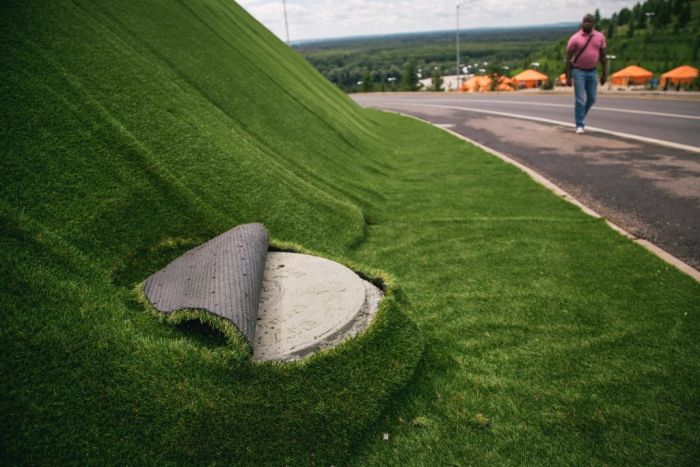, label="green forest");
[295,0,700,92]
[295,26,574,92]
